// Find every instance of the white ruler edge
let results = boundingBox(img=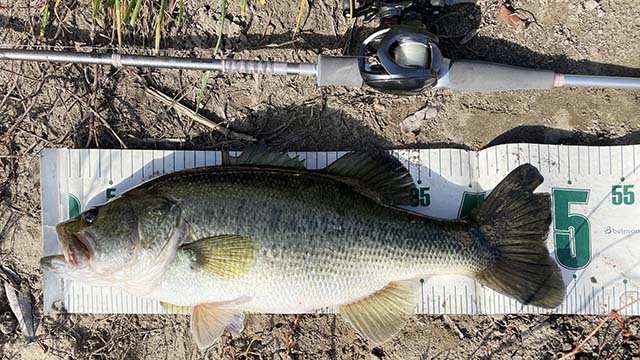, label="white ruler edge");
[41,146,640,316]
